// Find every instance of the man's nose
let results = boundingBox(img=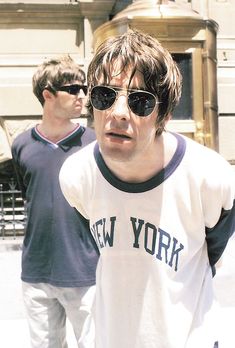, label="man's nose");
[111,94,130,120]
